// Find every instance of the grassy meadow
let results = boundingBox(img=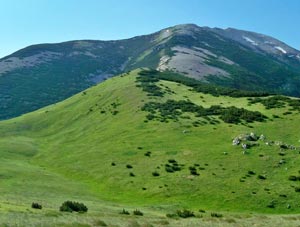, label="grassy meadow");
[1,69,300,226]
